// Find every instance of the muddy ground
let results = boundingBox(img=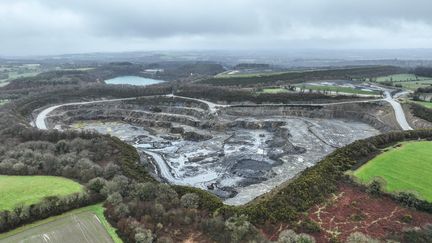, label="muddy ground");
[71,117,378,205]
